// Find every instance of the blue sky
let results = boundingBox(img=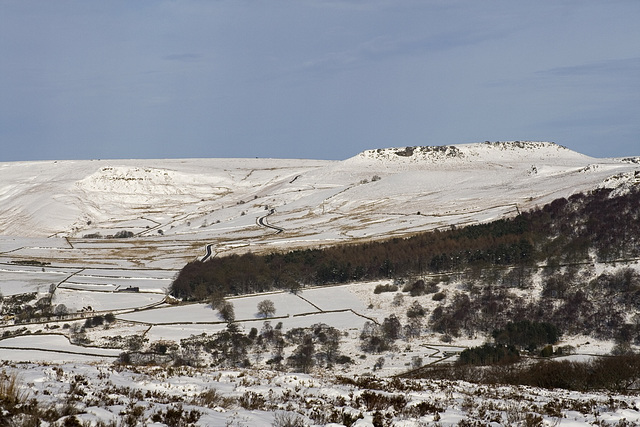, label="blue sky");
[1,0,639,161]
